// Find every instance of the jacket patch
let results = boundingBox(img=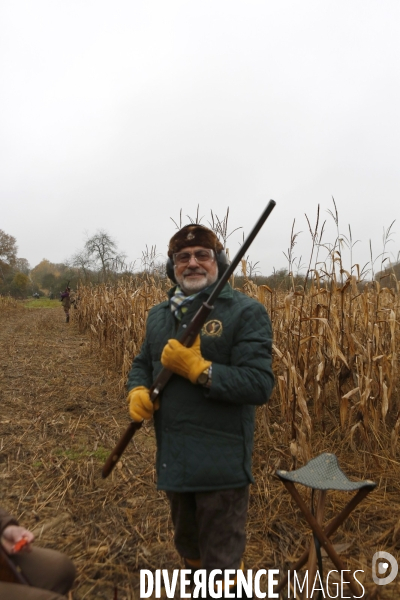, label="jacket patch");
[202,319,223,337]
